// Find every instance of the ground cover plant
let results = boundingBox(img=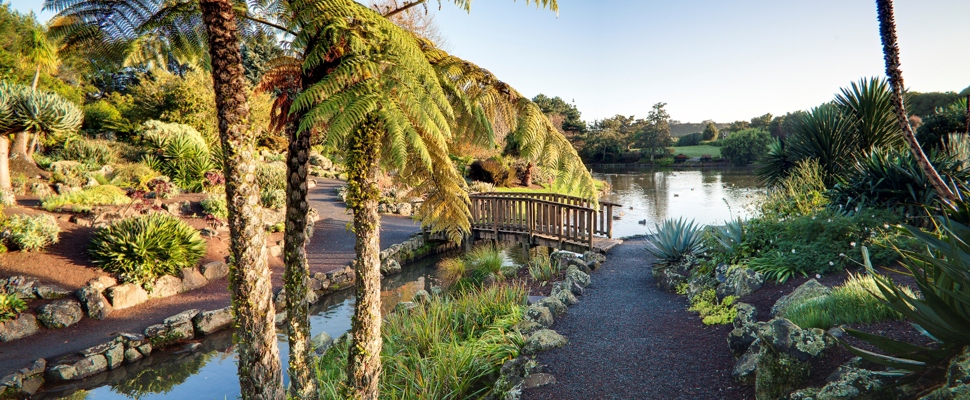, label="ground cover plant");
[3,213,60,251]
[783,273,912,329]
[438,244,508,290]
[40,184,131,212]
[688,289,738,326]
[314,284,527,399]
[88,212,207,288]
[0,293,27,322]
